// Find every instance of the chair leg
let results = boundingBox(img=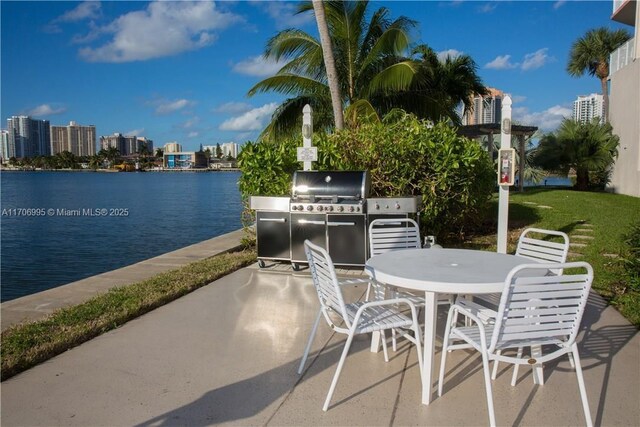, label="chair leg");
[323,333,355,411]
[365,282,372,301]
[298,309,322,375]
[381,330,389,362]
[391,328,398,352]
[413,322,424,378]
[571,344,593,427]
[438,310,454,397]
[511,347,524,386]
[481,351,497,427]
[491,350,501,380]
